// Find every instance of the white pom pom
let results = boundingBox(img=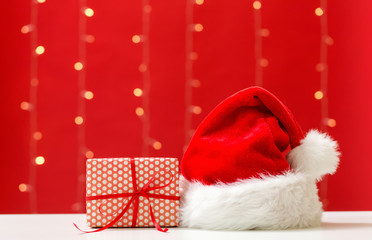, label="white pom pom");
[287,129,340,181]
